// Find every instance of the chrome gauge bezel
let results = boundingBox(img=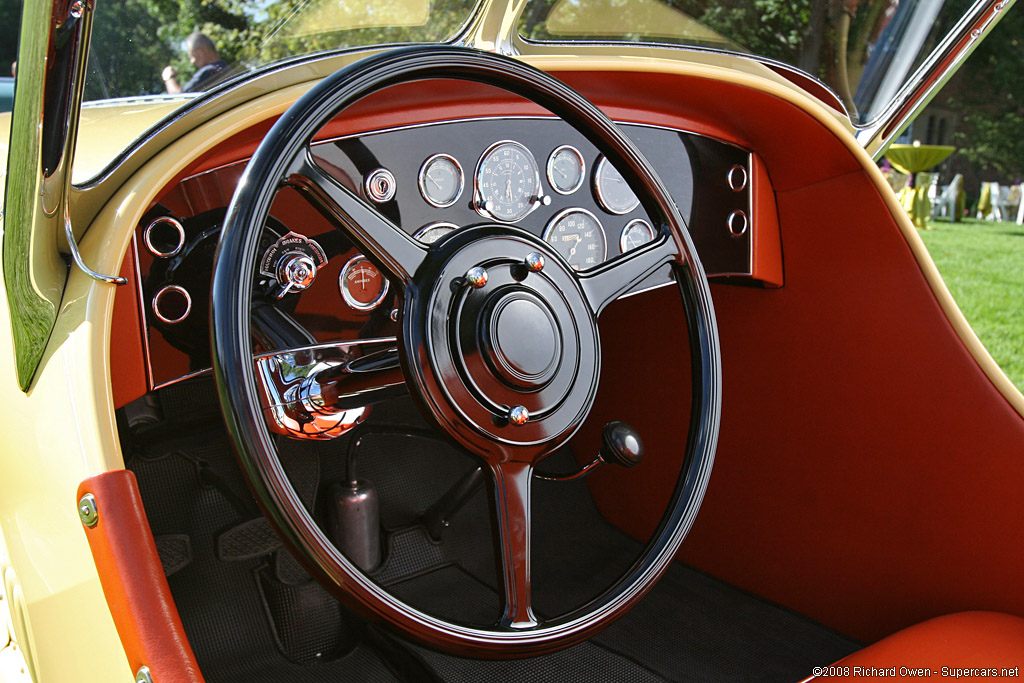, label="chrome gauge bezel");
[619,218,656,253]
[546,145,585,195]
[413,221,459,245]
[541,207,608,272]
[473,139,543,223]
[593,156,640,215]
[418,154,464,208]
[339,255,390,312]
